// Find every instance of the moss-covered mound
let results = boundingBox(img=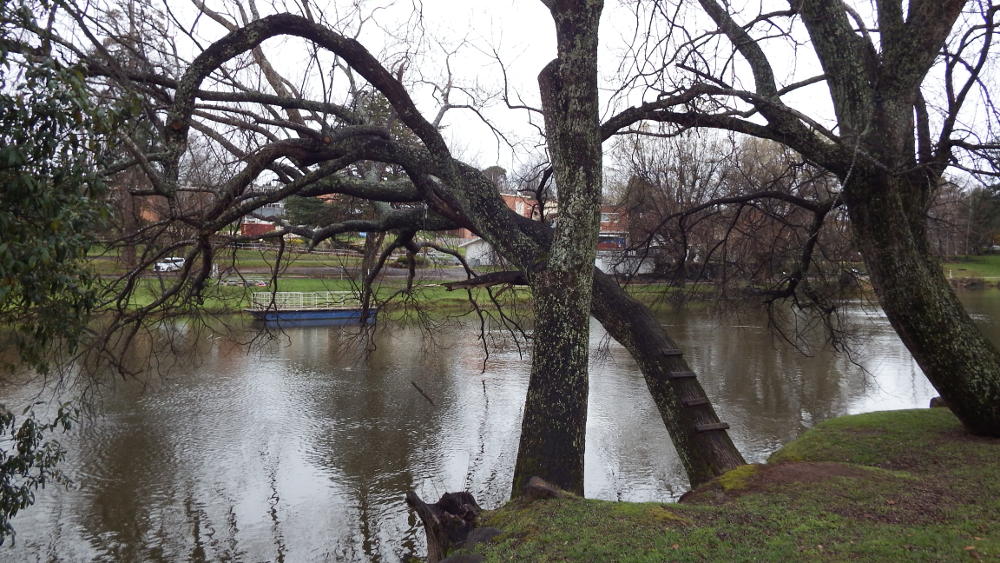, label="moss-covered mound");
[470,409,1000,561]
